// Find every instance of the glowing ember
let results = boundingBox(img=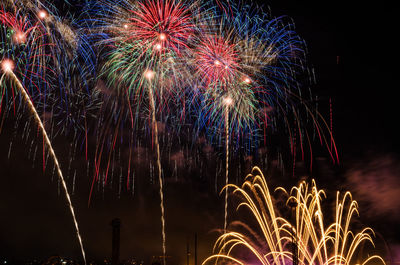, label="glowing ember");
[223,96,233,106]
[13,31,26,43]
[1,59,14,72]
[144,69,155,80]
[38,10,47,19]
[159,32,166,41]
